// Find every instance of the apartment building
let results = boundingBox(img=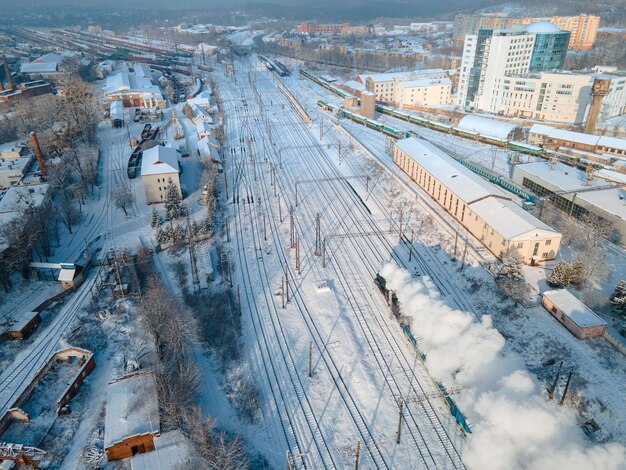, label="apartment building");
[458,23,570,110]
[453,13,600,51]
[393,137,562,264]
[355,69,451,108]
